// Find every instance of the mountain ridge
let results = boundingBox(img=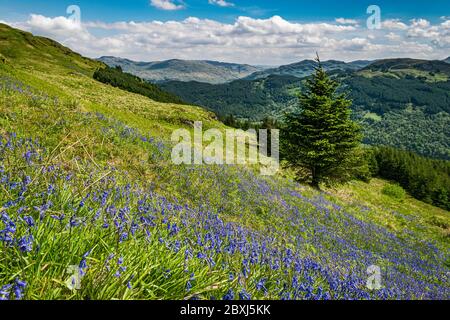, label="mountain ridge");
[361,58,450,75]
[97,56,266,84]
[244,59,372,80]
